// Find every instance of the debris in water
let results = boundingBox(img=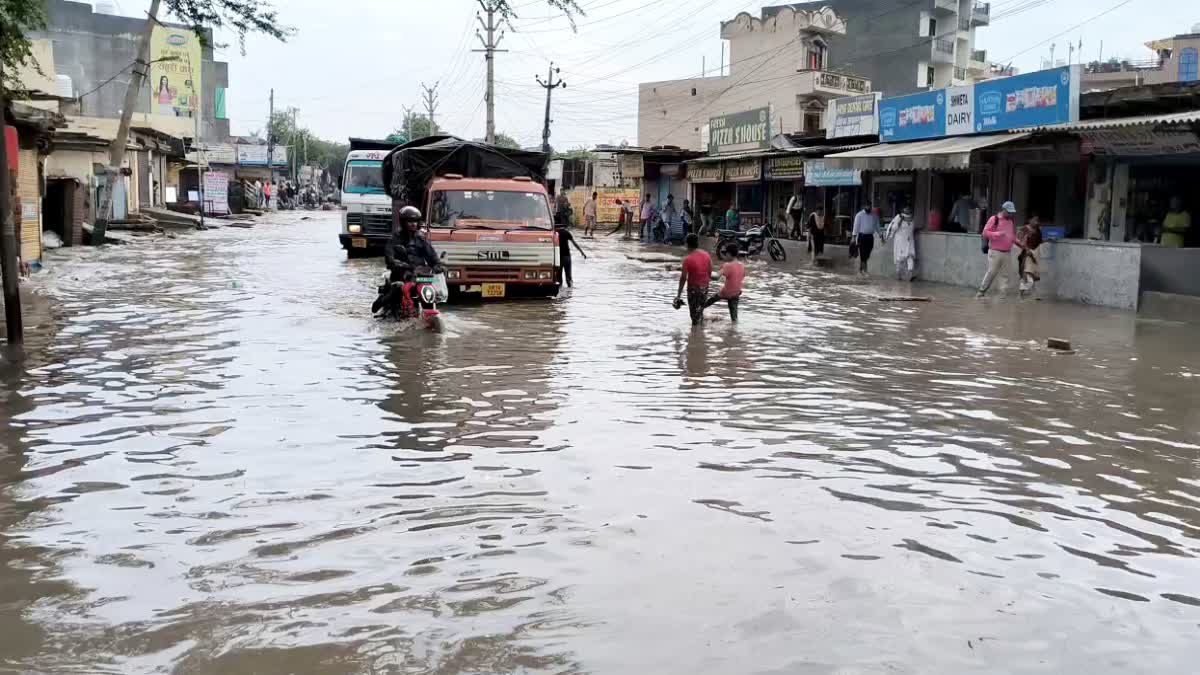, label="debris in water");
[877,296,931,302]
[1047,338,1072,351]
